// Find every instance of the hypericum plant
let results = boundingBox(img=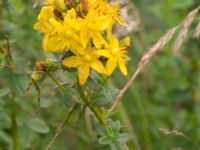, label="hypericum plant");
[33,0,131,149]
[34,0,130,85]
